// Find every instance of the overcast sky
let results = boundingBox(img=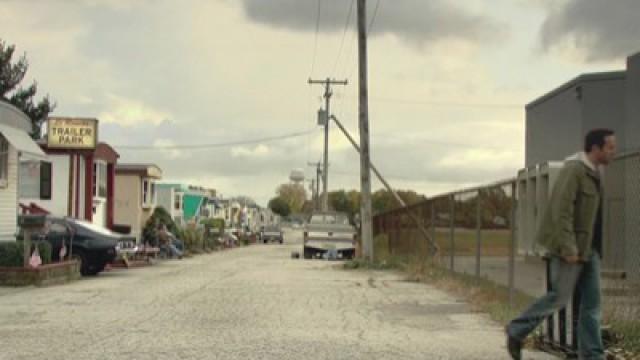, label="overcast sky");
[2,0,639,206]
